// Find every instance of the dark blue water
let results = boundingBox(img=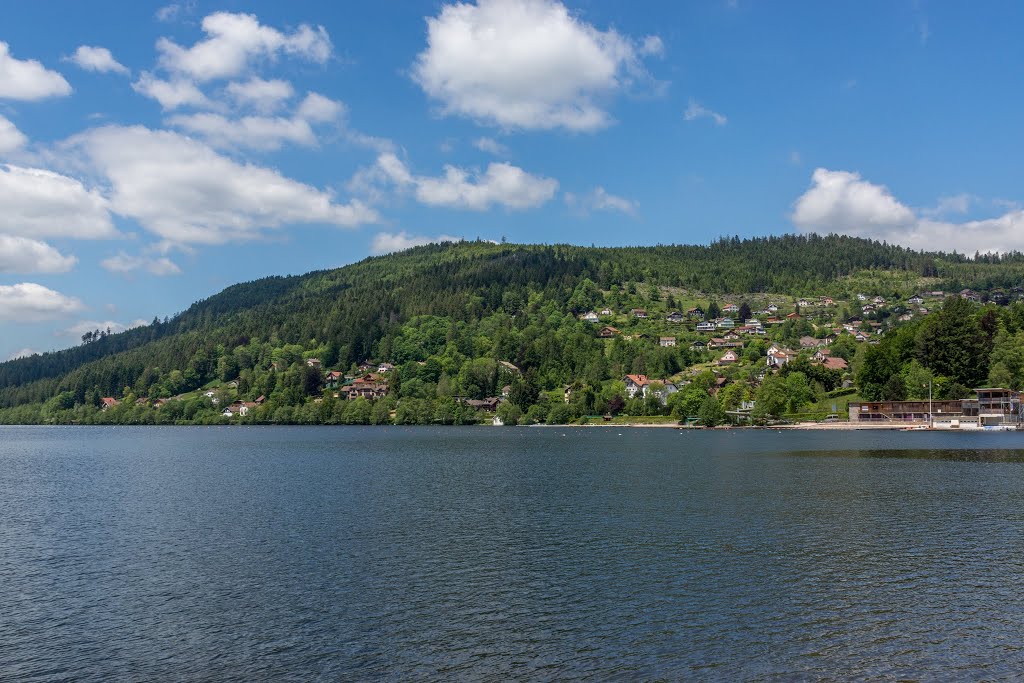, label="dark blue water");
[3,426,1024,681]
